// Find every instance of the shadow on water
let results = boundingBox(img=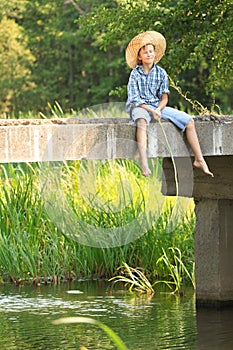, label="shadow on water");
[196,307,233,350]
[0,280,233,349]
